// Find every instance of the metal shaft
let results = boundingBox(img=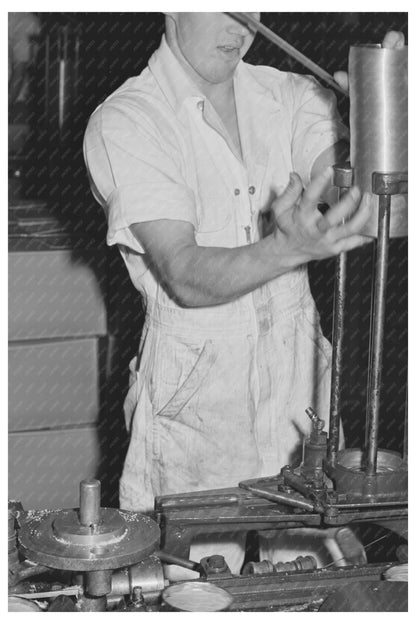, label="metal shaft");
[240,484,317,513]
[328,250,347,466]
[79,479,101,526]
[154,550,202,573]
[328,166,353,466]
[365,195,391,475]
[403,386,408,465]
[85,569,112,596]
